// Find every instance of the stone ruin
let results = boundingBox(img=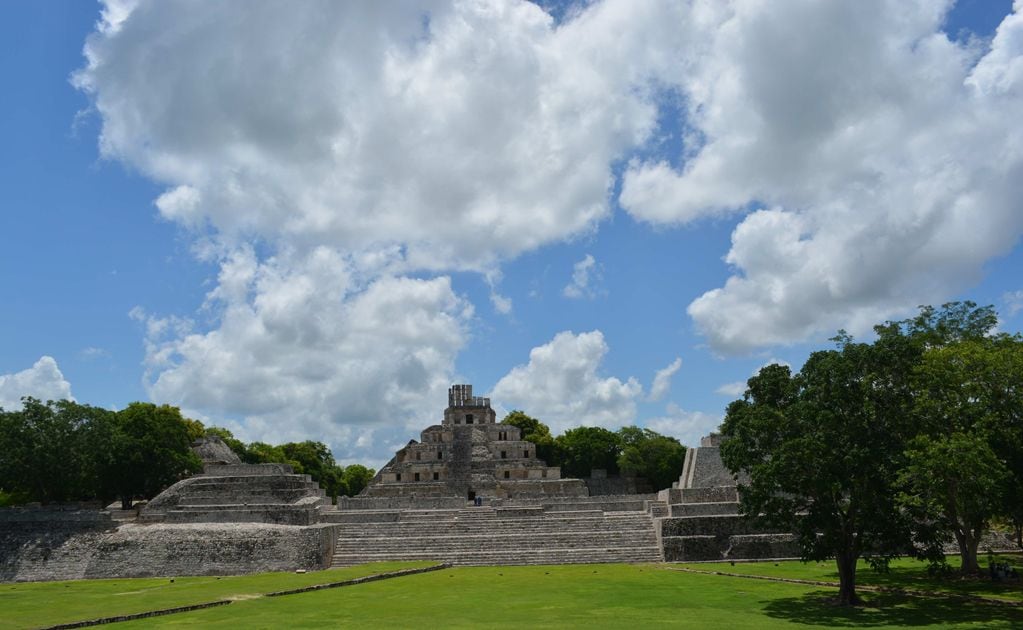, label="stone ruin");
[191,435,242,466]
[1,386,842,582]
[657,433,800,561]
[355,384,586,503]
